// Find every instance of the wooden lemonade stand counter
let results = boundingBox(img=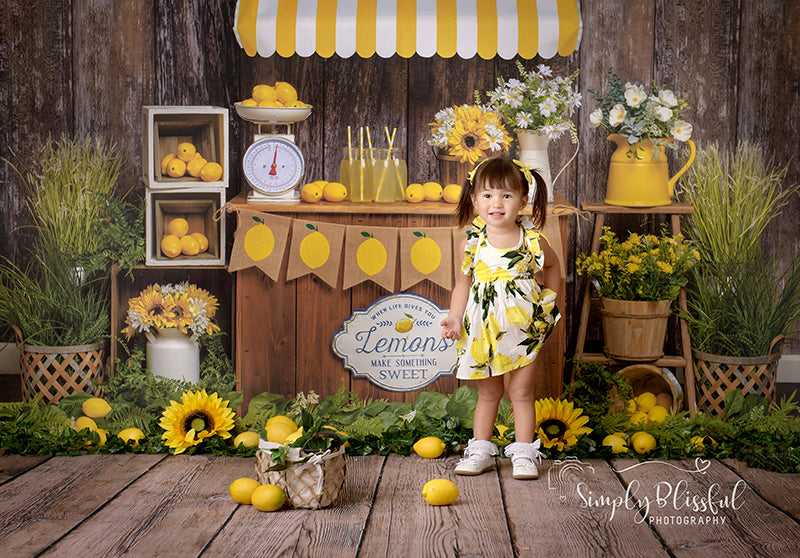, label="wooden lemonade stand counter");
[226,192,575,409]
